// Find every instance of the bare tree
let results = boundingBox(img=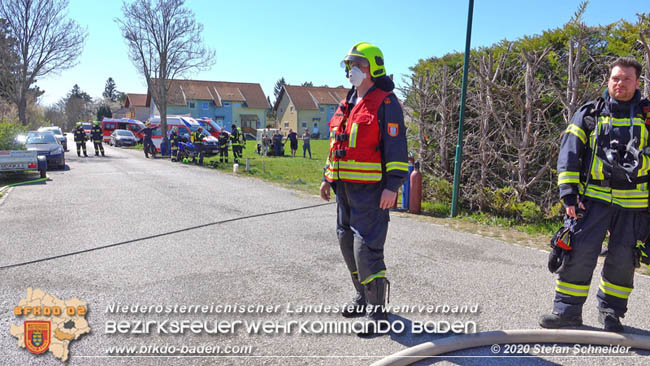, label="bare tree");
[637,13,650,98]
[467,44,511,209]
[0,0,87,126]
[116,0,215,146]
